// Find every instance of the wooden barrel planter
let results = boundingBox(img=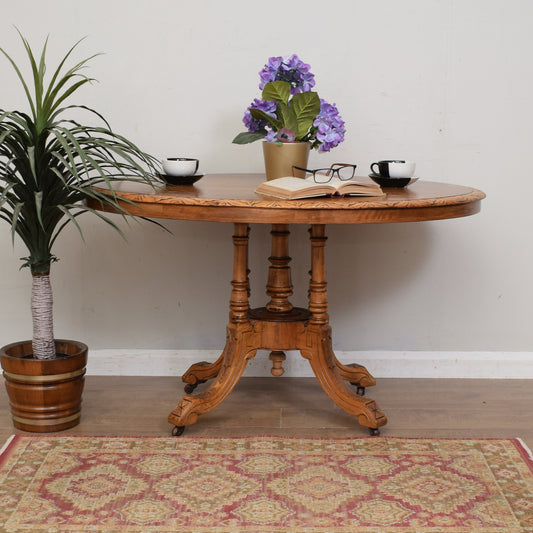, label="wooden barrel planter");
[0,339,87,432]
